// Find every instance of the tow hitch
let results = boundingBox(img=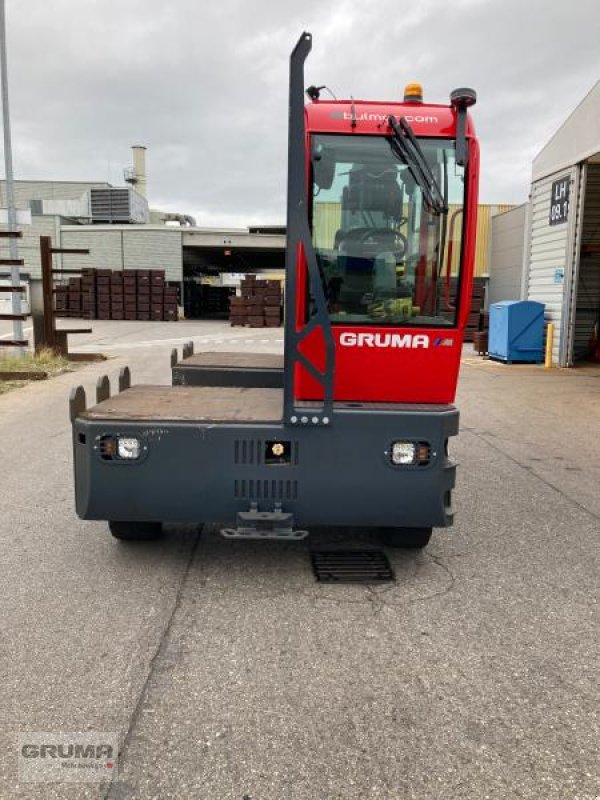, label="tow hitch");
[221,503,308,540]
